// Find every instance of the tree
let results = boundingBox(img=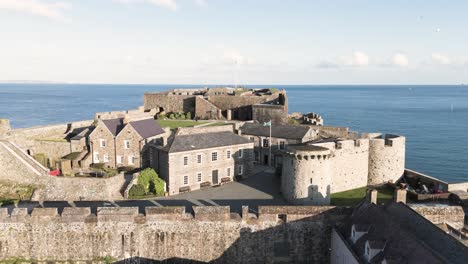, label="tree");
[137,168,166,195]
